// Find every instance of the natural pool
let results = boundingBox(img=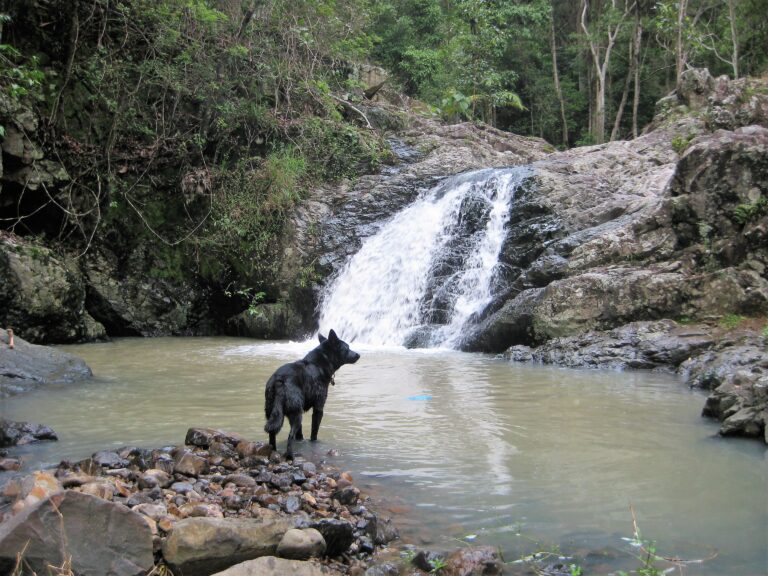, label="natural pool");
[2,337,766,574]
